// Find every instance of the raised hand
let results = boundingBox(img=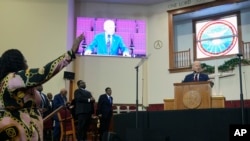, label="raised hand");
[71,33,85,53]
